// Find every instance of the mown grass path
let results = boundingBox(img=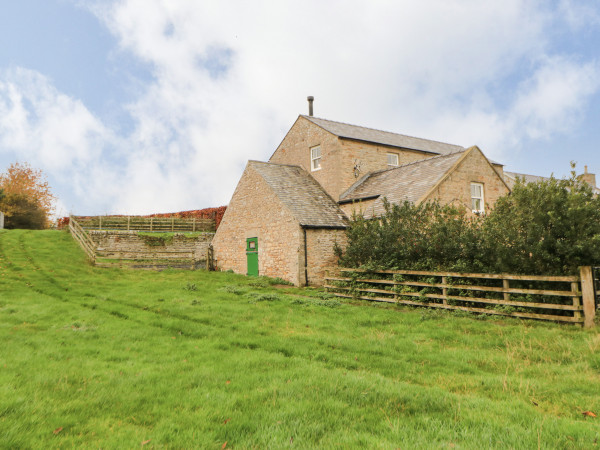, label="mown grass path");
[1,230,600,448]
